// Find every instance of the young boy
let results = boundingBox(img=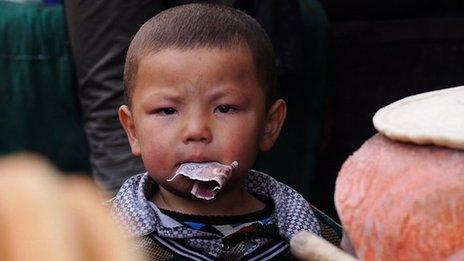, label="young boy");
[112,3,341,260]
